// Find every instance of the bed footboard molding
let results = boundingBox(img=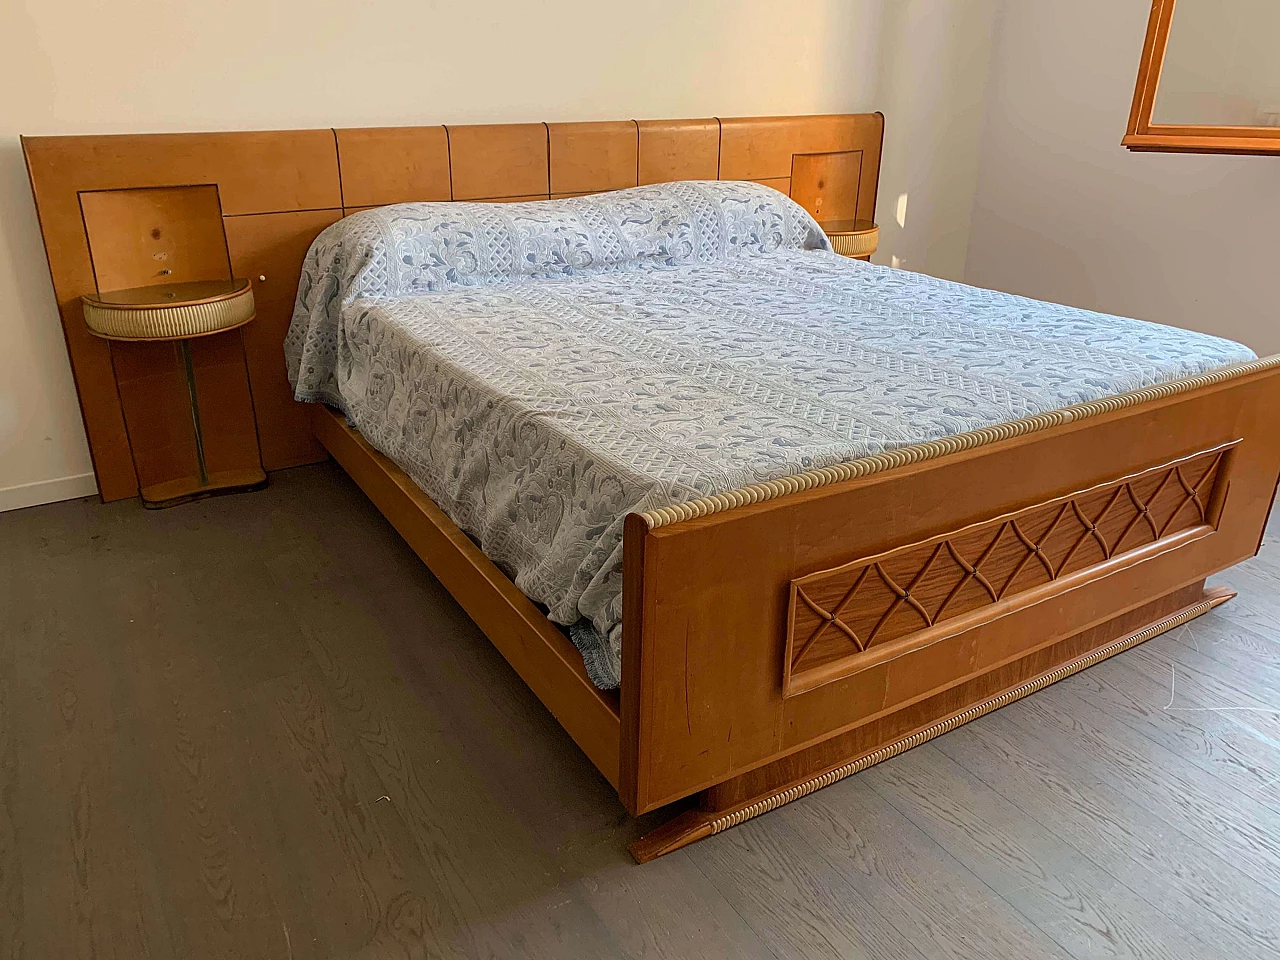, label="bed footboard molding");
[619,362,1280,817]
[630,581,1233,862]
[783,442,1234,697]
[639,356,1280,529]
